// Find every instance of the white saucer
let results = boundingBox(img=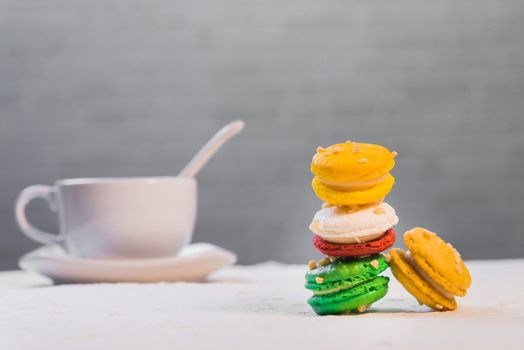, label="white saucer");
[19,243,237,284]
